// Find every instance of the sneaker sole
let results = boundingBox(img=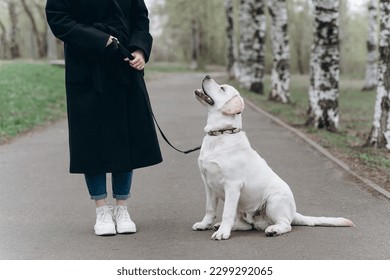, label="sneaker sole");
[95,227,117,236]
[95,231,116,236]
[117,226,137,234]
